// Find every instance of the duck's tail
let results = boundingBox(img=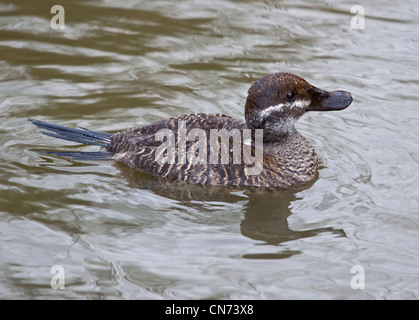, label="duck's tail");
[29,118,113,161]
